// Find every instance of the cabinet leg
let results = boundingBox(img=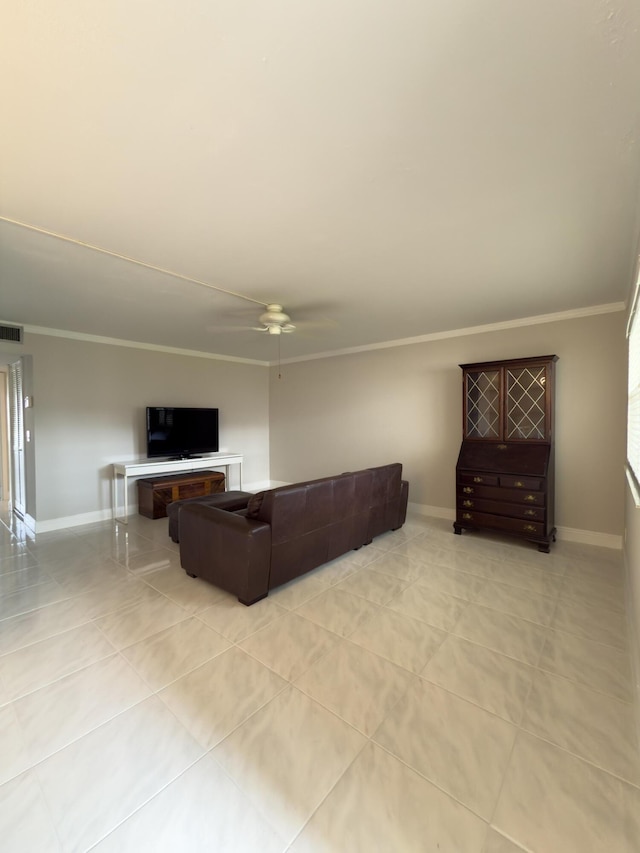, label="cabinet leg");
[453,524,462,535]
